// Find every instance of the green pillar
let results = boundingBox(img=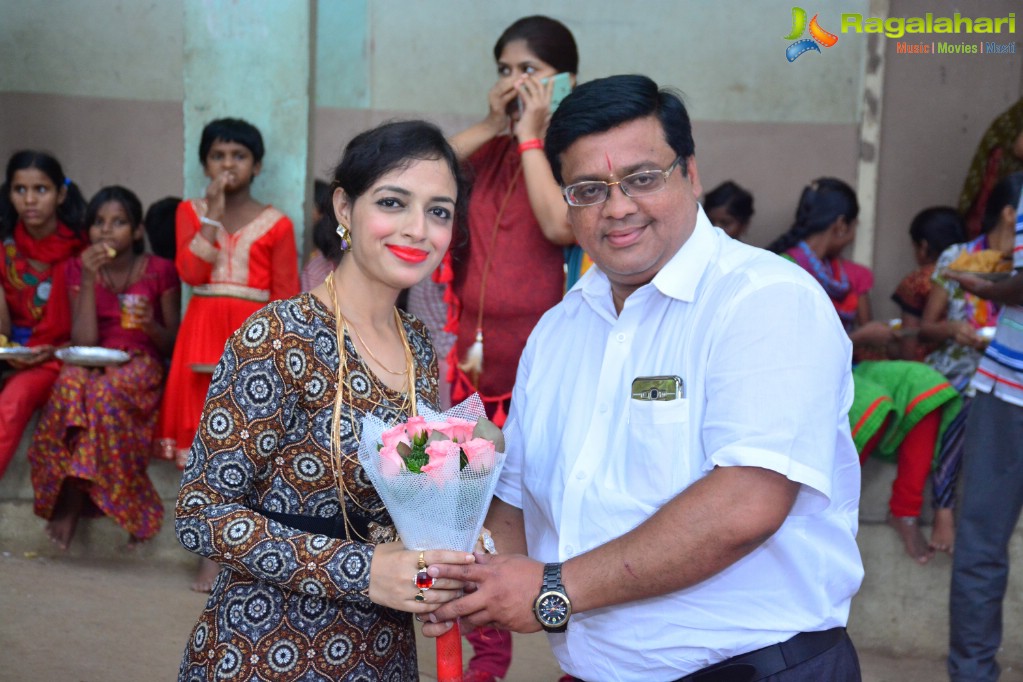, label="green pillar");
[181,0,312,259]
